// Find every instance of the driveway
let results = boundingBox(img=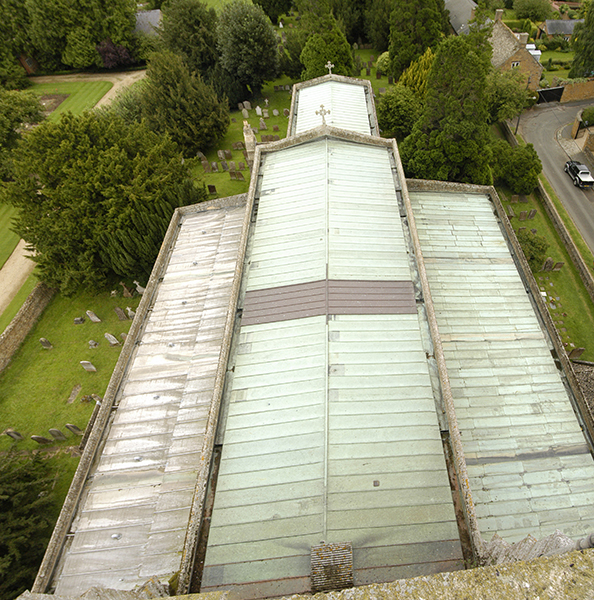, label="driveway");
[517,100,594,253]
